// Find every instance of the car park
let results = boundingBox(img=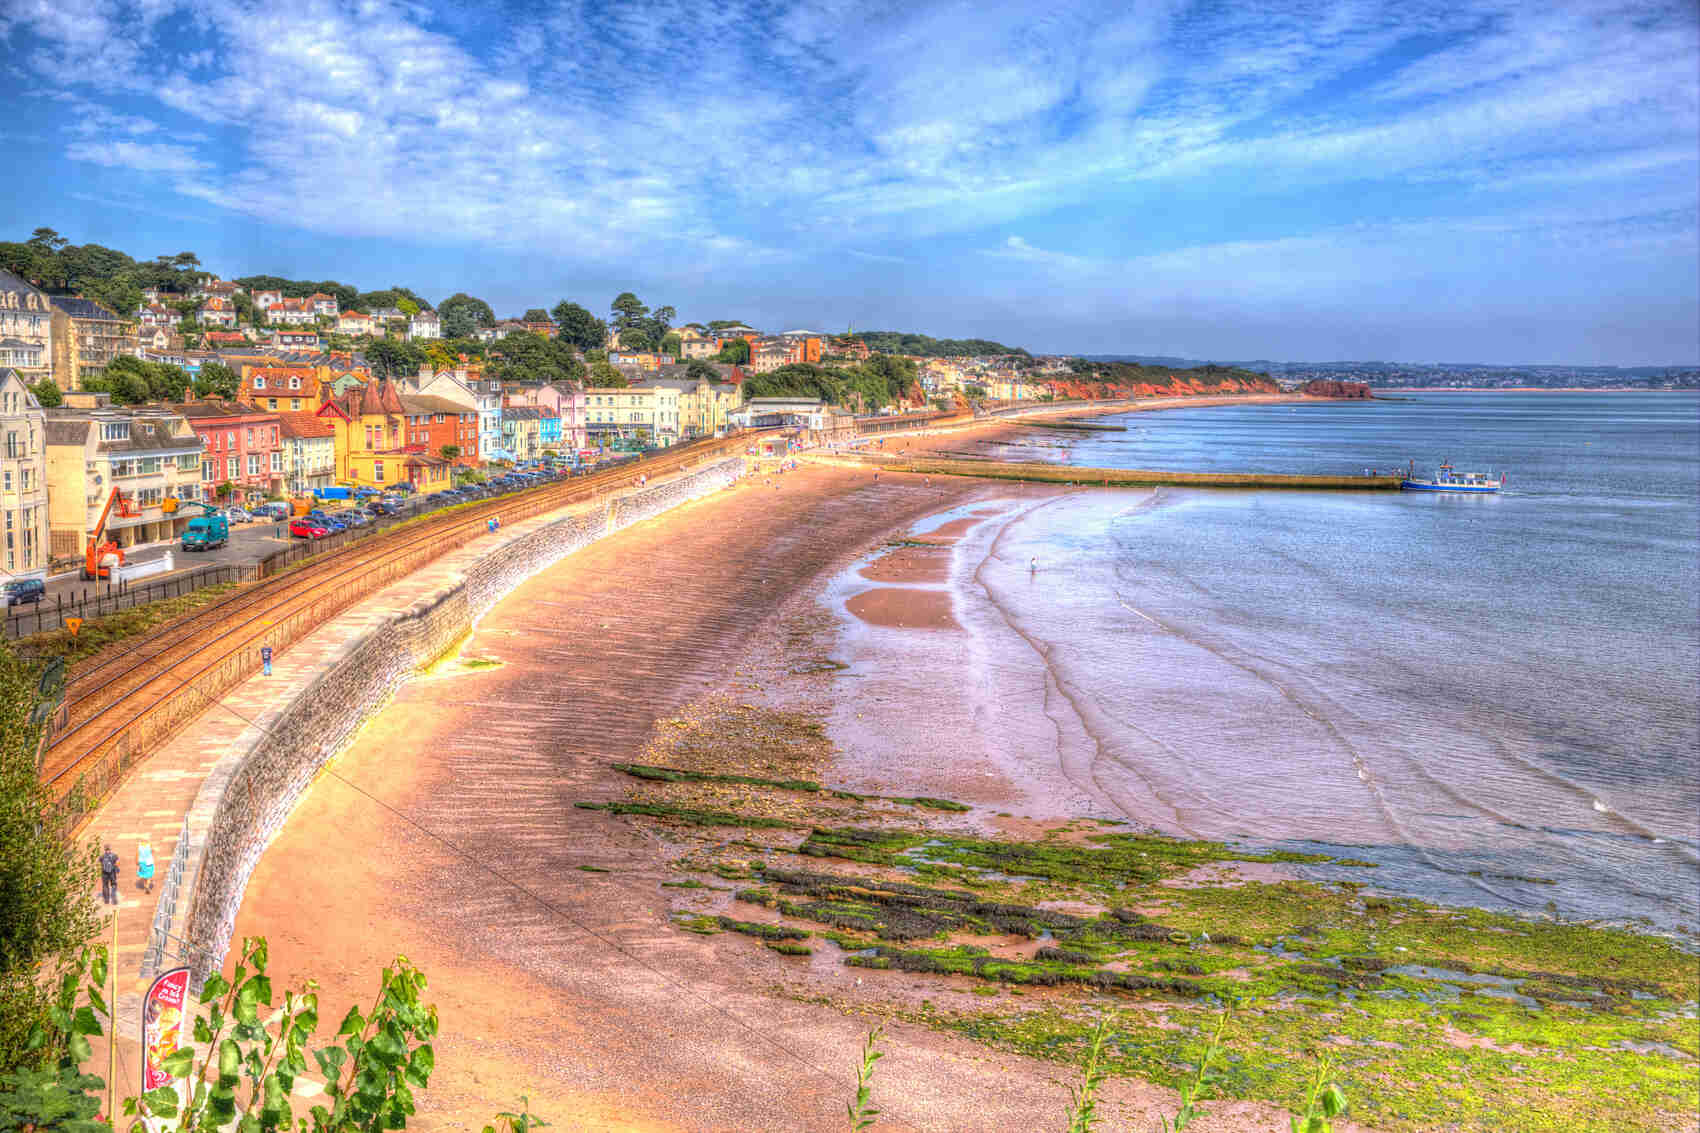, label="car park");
[289,518,329,539]
[3,578,46,607]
